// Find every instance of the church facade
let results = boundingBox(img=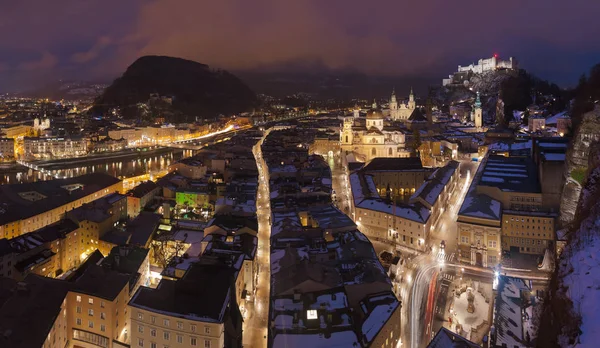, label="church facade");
[389,88,416,121]
[341,102,410,162]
